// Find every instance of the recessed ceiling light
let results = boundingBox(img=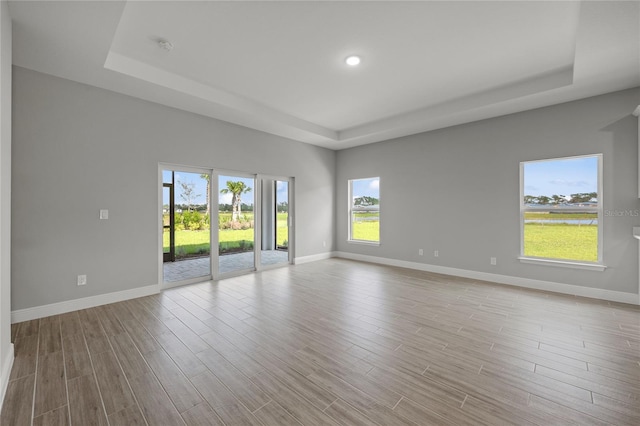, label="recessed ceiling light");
[345,55,361,66]
[158,39,174,51]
